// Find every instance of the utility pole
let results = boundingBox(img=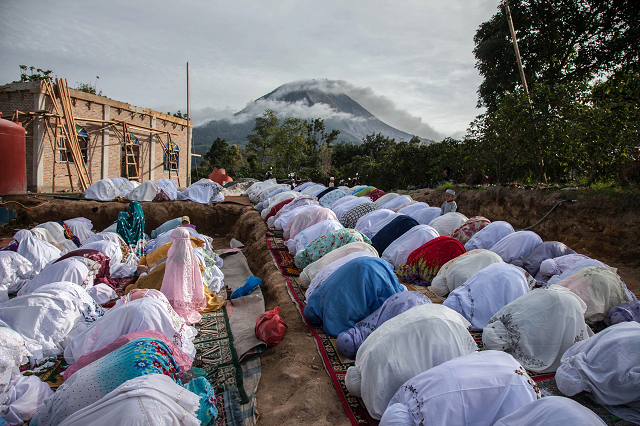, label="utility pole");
[505,0,529,94]
[186,62,191,184]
